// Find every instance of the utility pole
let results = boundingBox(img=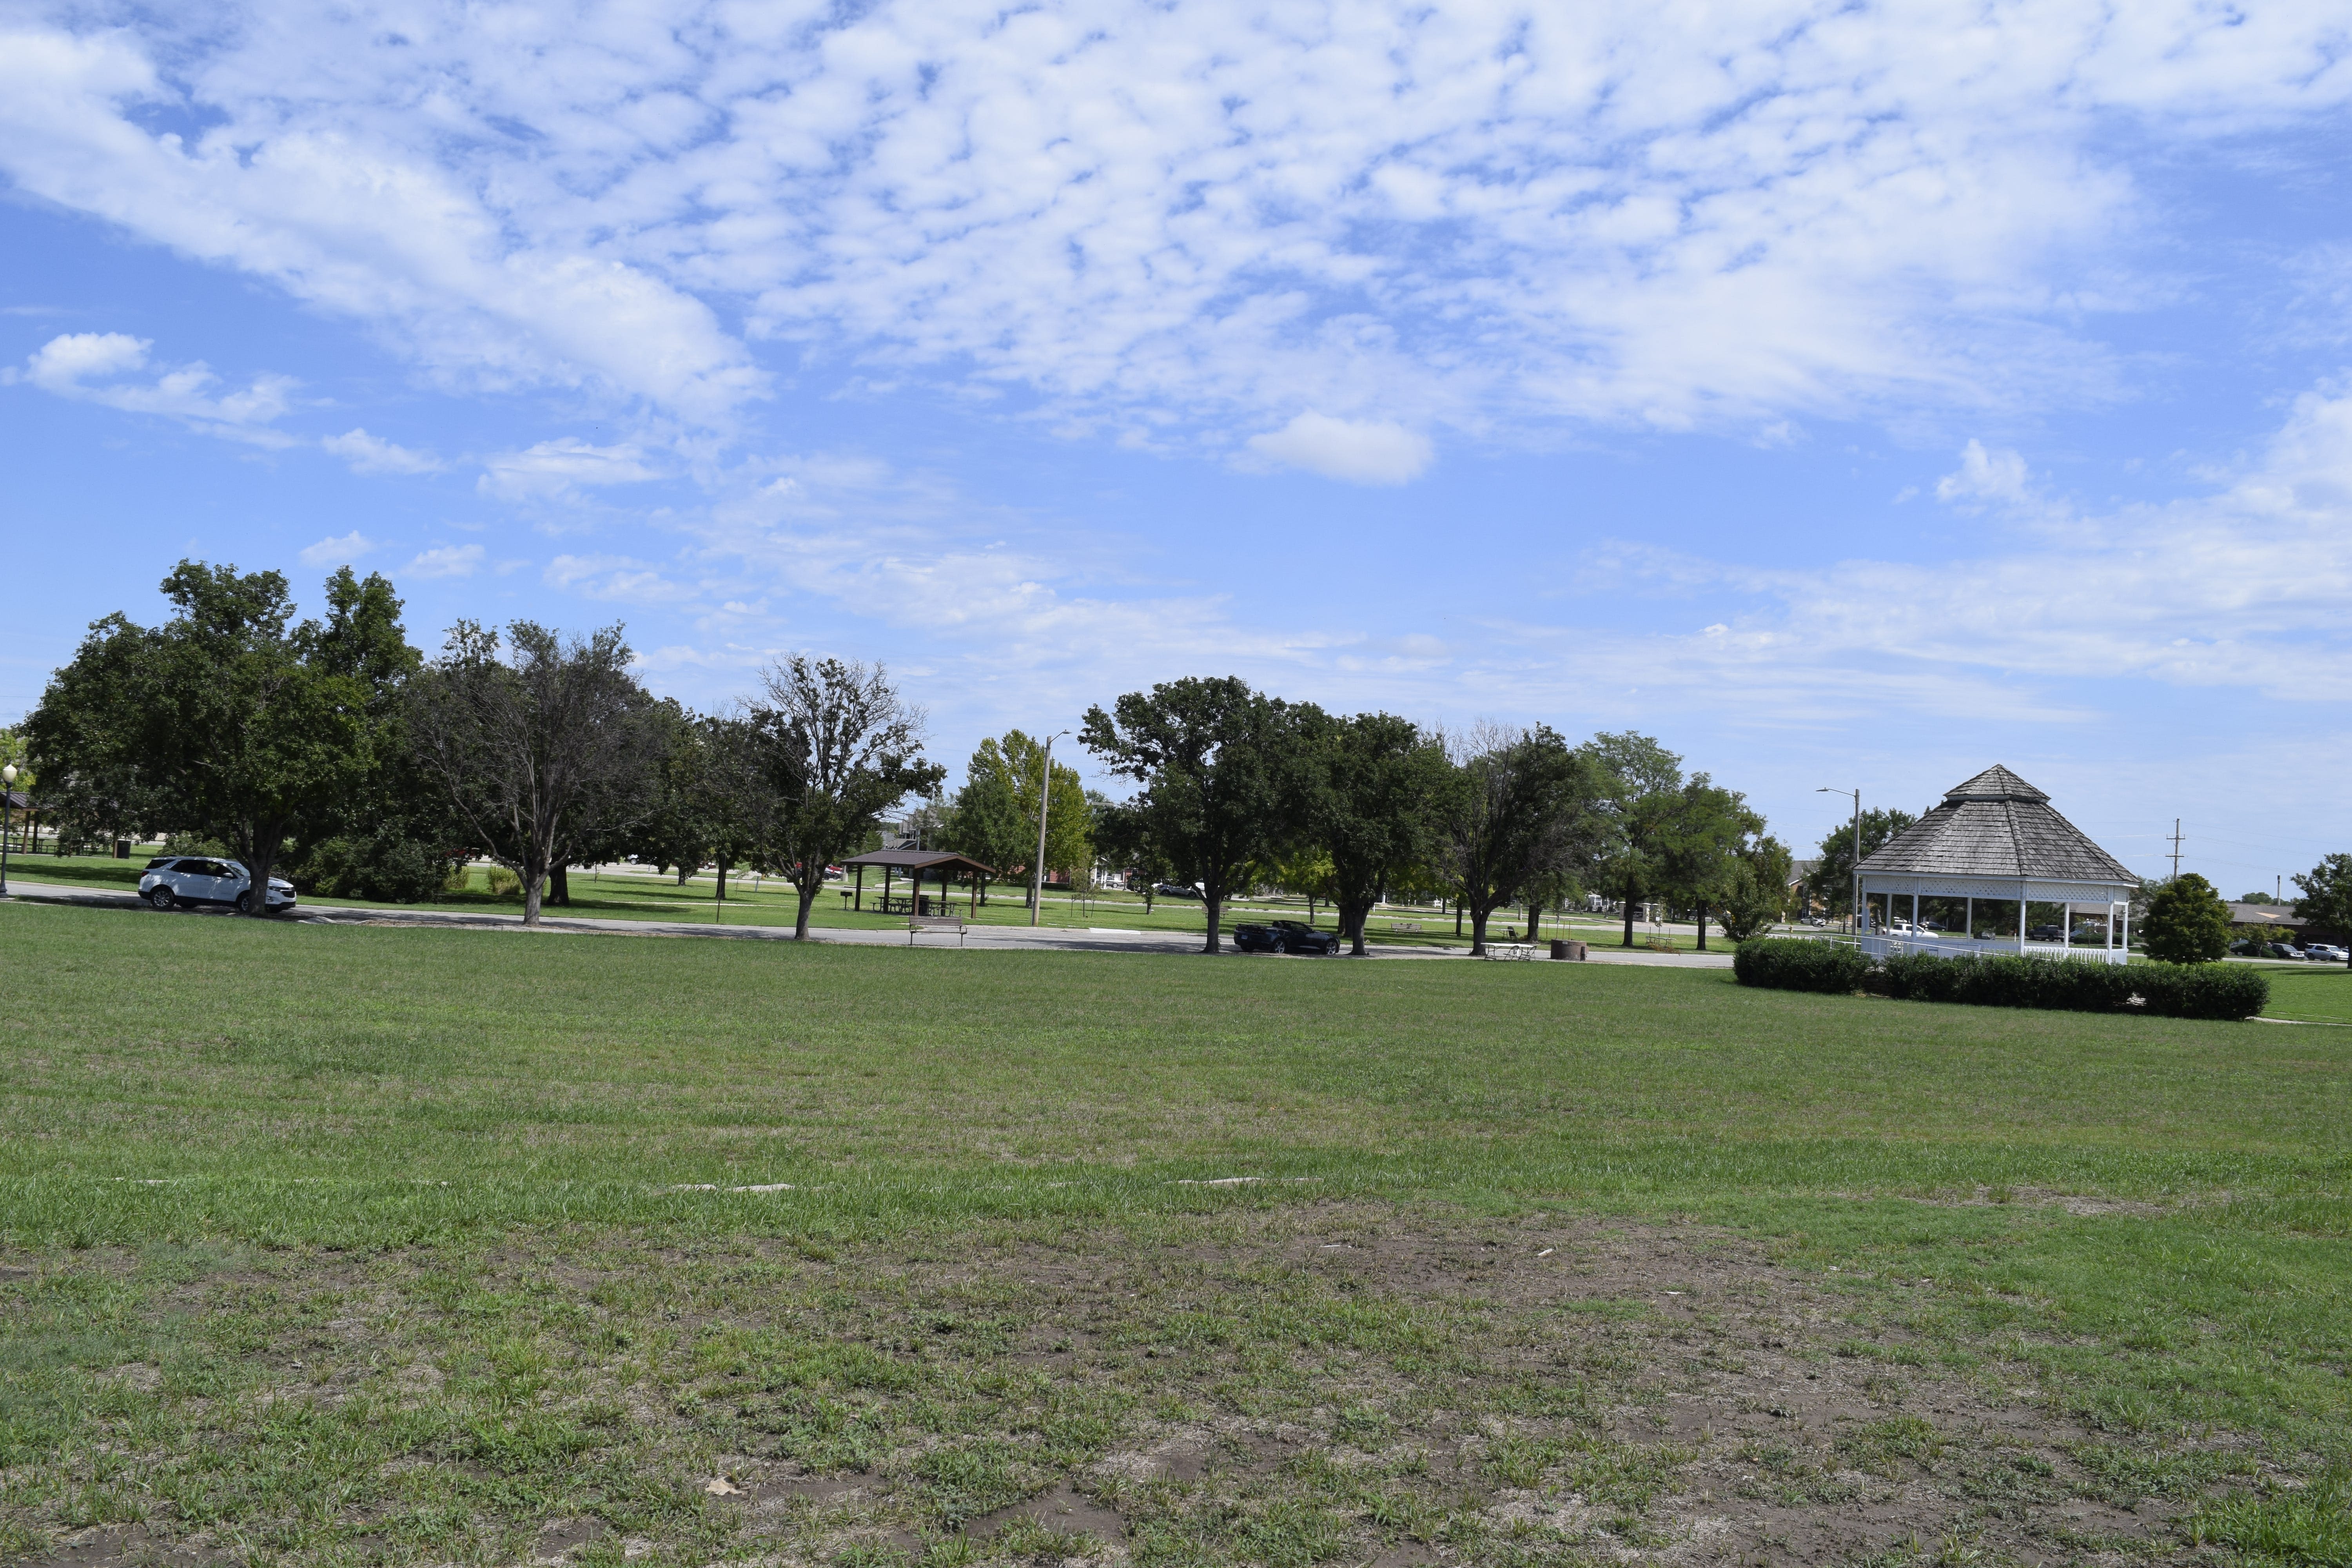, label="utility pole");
[1816,786,1862,935]
[1030,730,1069,928]
[2168,819,2184,882]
